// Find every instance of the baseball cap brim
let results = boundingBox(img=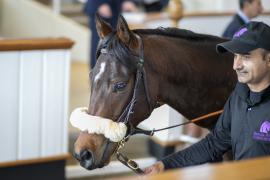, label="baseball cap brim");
[216,40,257,54]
